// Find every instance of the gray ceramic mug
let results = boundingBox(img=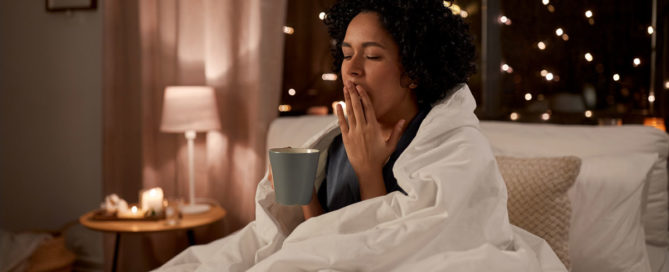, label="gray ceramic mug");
[269,147,320,205]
